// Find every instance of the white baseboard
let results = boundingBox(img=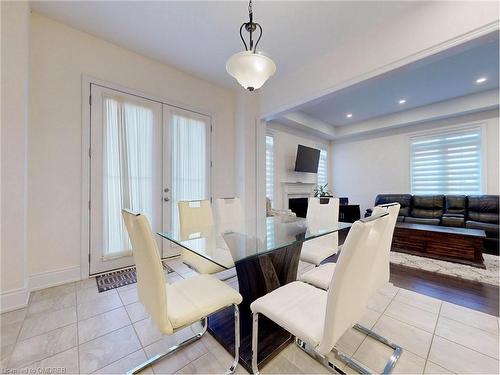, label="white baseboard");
[1,266,82,313]
[0,286,30,313]
[28,265,81,292]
